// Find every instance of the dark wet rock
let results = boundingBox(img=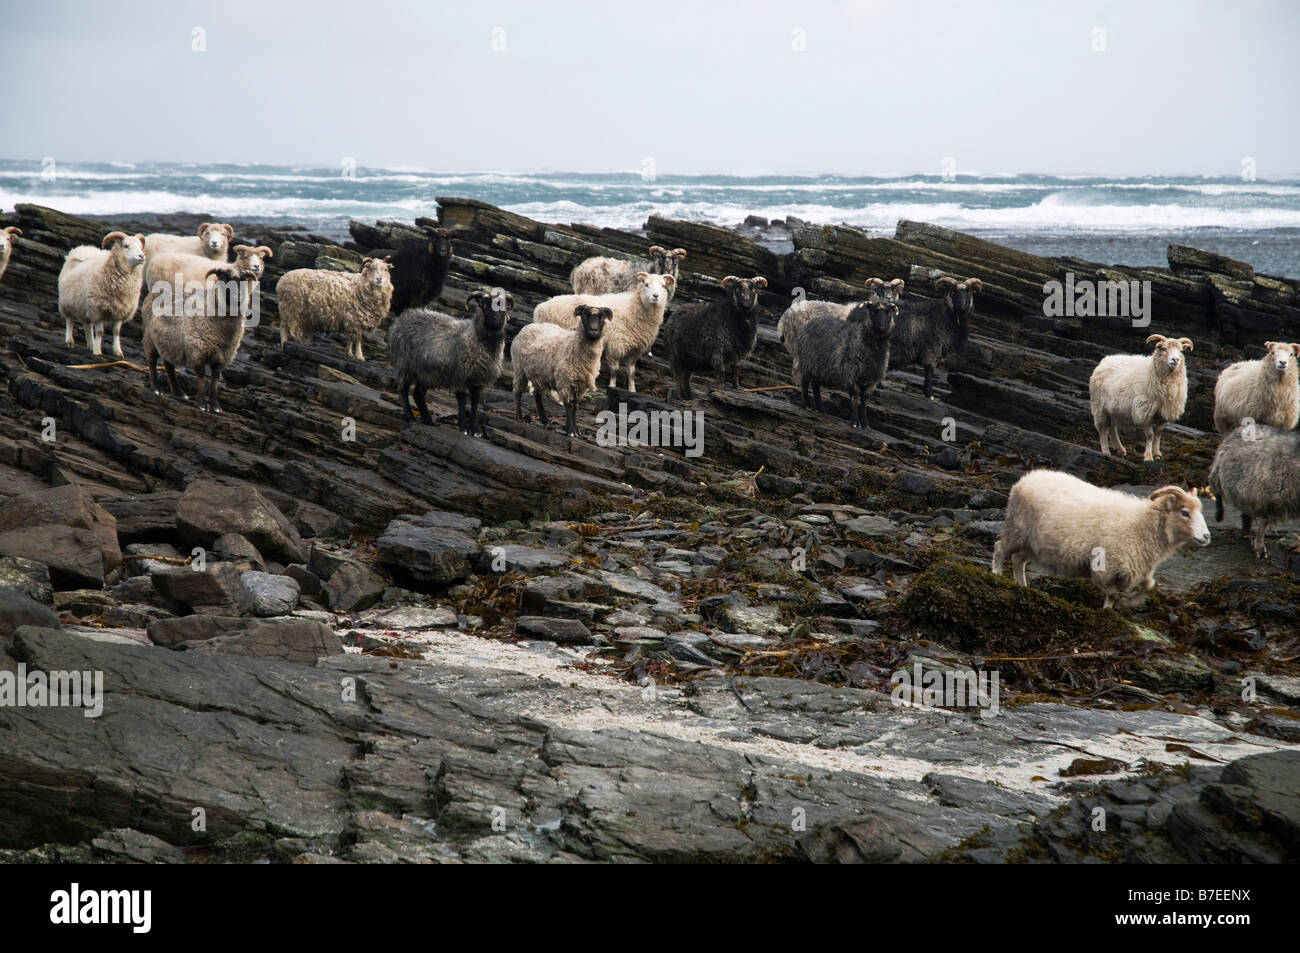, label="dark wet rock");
[0,556,53,605]
[0,525,104,589]
[285,564,323,596]
[324,562,391,613]
[241,571,301,617]
[375,518,480,585]
[123,542,185,577]
[91,828,186,864]
[152,564,252,616]
[147,614,243,648]
[0,587,60,646]
[0,484,121,575]
[100,492,181,544]
[53,589,116,617]
[212,533,266,571]
[515,616,594,645]
[175,480,307,564]
[180,617,342,663]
